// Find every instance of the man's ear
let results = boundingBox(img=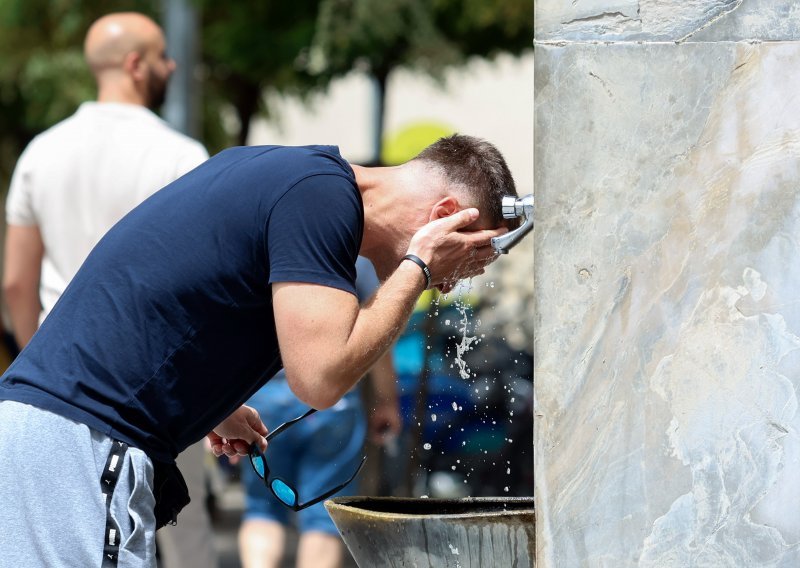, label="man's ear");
[429,196,460,222]
[124,51,144,80]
